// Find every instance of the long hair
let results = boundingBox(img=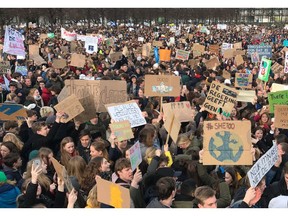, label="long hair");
[86,184,100,208]
[66,156,86,188]
[60,136,79,168]
[3,133,23,151]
